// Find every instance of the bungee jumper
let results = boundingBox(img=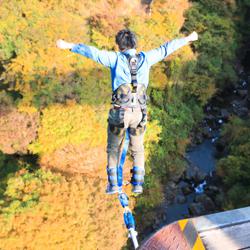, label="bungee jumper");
[56,29,198,194]
[56,29,198,248]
